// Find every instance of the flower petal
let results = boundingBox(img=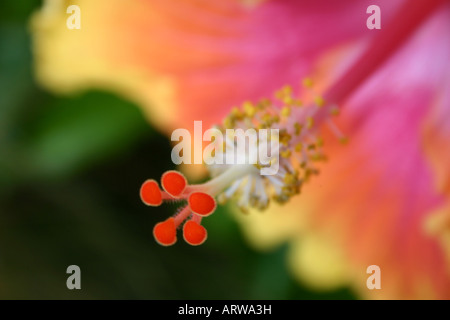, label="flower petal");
[423,74,450,195]
[31,0,399,134]
[237,5,450,299]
